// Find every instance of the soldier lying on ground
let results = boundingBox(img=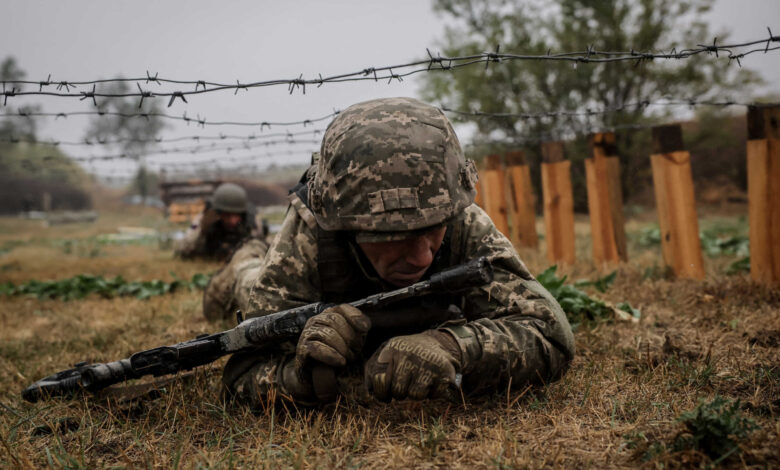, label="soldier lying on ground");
[204,97,575,405]
[174,183,268,262]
